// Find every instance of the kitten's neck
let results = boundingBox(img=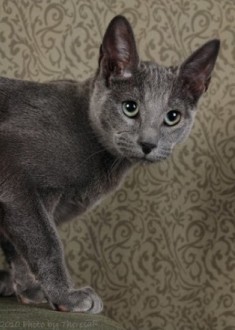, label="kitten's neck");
[77,76,133,183]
